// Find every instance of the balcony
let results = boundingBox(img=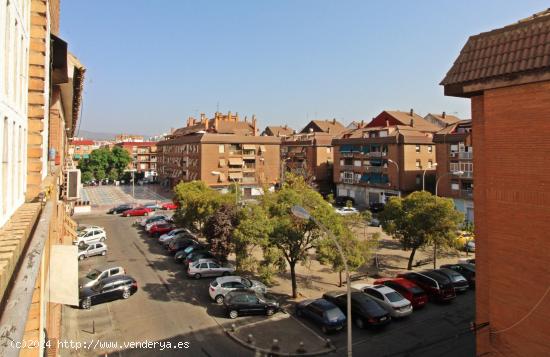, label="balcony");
[460,171,473,178]
[461,189,473,199]
[369,152,384,158]
[366,166,383,174]
[242,176,256,184]
[459,152,473,159]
